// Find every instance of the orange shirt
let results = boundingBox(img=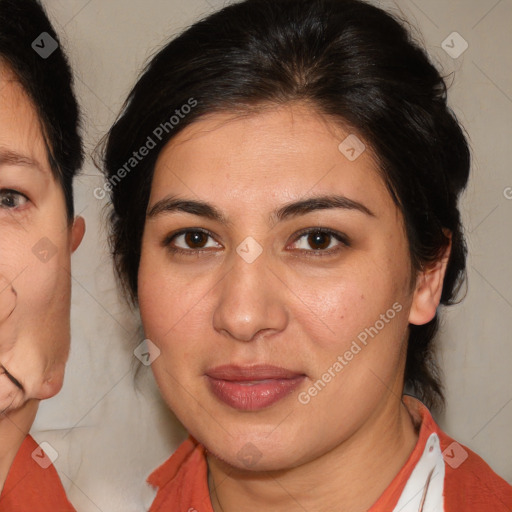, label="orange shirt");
[0,434,75,512]
[147,396,512,511]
